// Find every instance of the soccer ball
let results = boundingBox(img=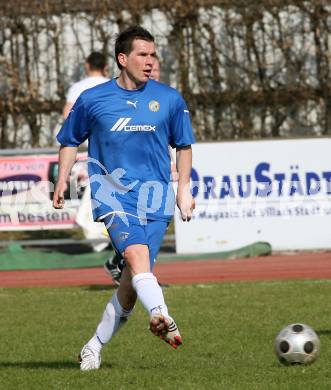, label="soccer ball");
[274,323,320,365]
